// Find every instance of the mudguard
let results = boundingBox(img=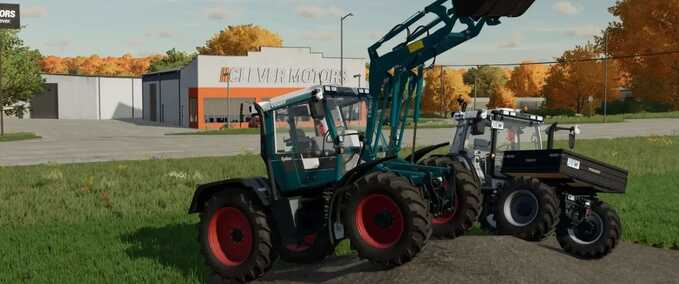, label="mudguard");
[404,142,450,164]
[188,177,272,213]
